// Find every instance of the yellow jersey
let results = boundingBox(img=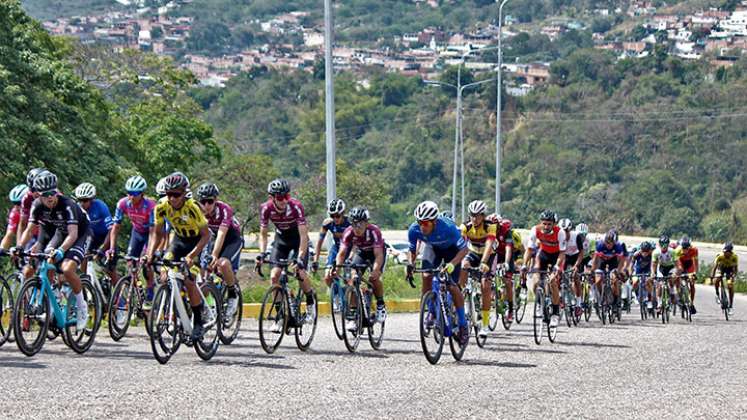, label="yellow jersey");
[714,252,738,270]
[511,229,524,255]
[154,198,207,239]
[460,221,497,254]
